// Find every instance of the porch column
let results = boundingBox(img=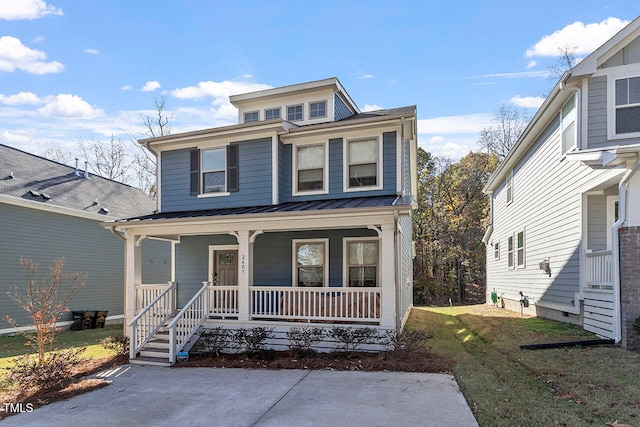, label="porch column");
[237,230,250,321]
[380,222,397,328]
[124,235,142,331]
